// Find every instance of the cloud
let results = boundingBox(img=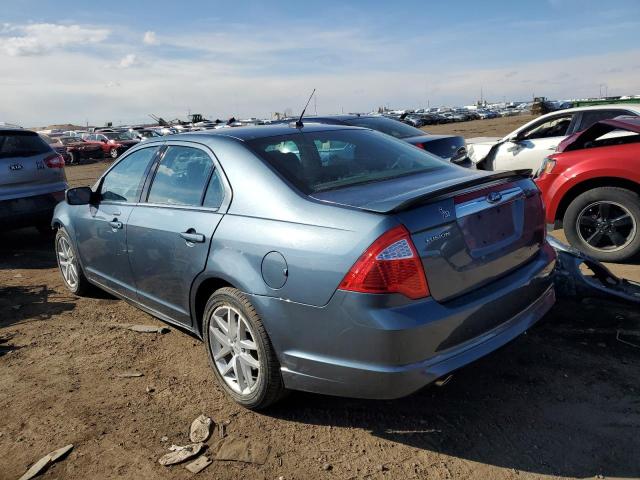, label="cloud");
[143,31,157,45]
[118,53,140,68]
[0,23,109,56]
